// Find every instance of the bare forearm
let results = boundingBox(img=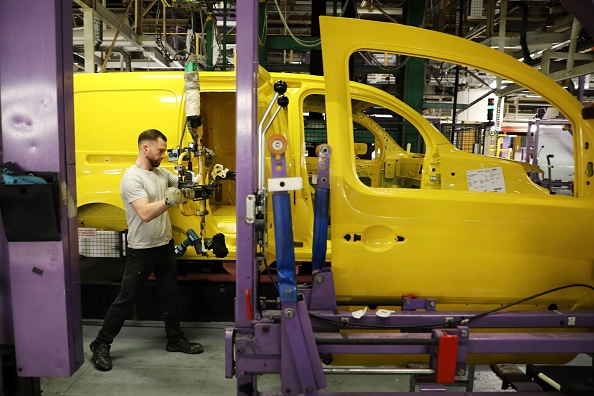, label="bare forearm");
[137,198,170,223]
